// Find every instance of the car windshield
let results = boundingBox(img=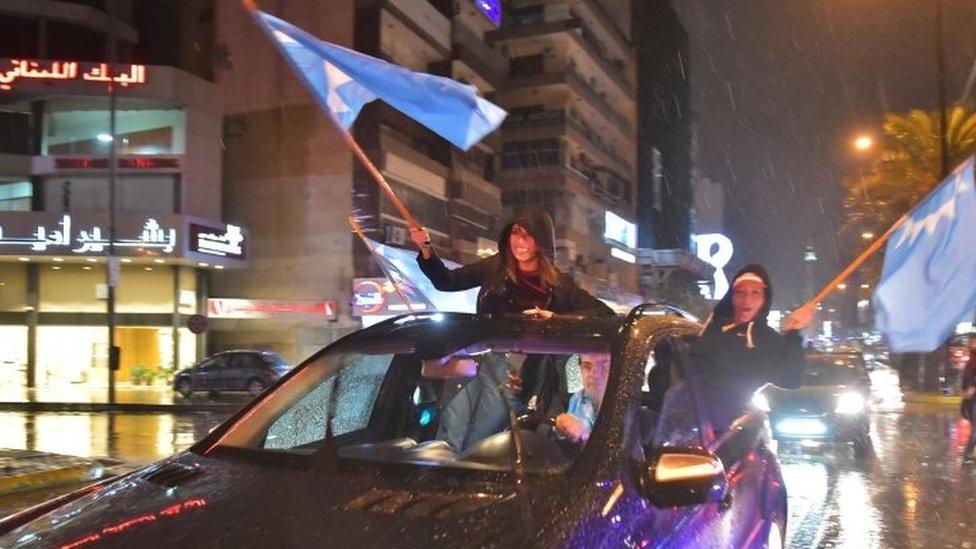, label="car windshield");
[210,325,612,473]
[803,357,864,386]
